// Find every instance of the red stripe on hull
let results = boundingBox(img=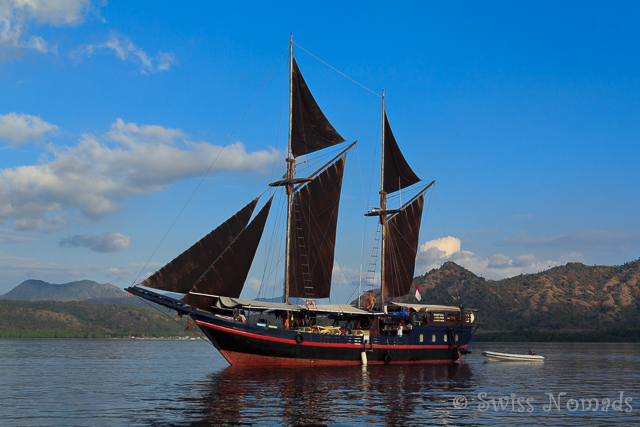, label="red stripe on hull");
[196,320,451,350]
[220,350,456,366]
